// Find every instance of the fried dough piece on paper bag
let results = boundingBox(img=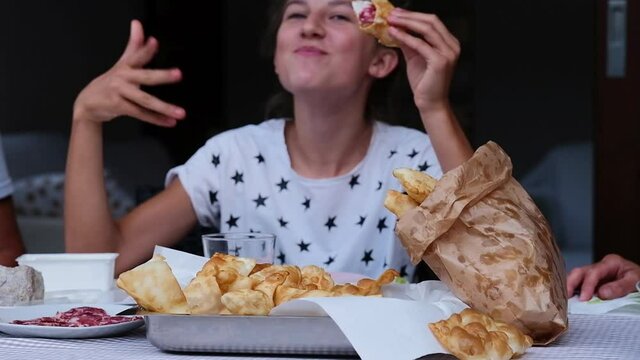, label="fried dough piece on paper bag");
[116,255,190,314]
[384,190,419,217]
[429,308,533,360]
[392,168,437,203]
[395,142,568,344]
